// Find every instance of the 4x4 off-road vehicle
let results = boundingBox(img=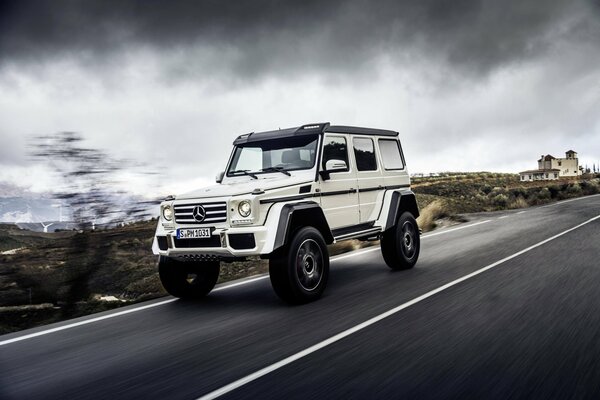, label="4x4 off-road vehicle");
[153,123,420,303]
